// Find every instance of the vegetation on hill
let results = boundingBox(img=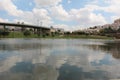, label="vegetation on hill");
[99,27,120,38]
[0,27,118,39]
